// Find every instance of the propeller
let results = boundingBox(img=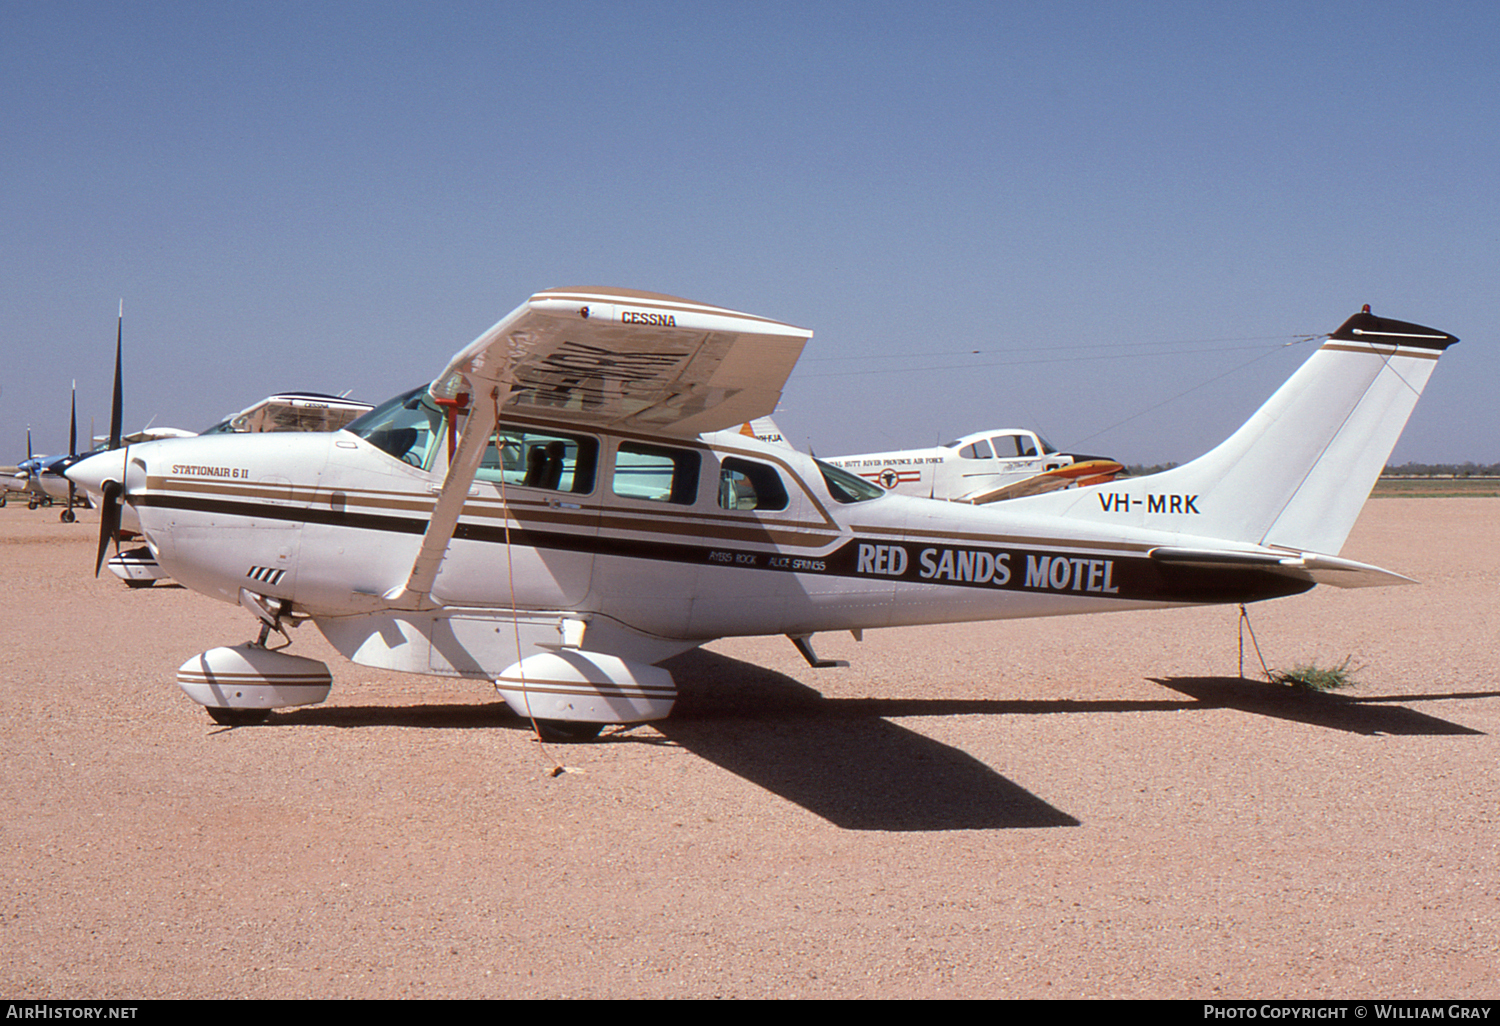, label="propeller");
[94,480,122,577]
[94,306,126,577]
[65,381,78,519]
[109,304,123,451]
